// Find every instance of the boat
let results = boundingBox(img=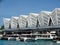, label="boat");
[20,37,35,42]
[8,37,16,41]
[0,34,3,39]
[57,41,60,43]
[20,34,35,42]
[20,33,53,41]
[16,37,20,41]
[35,34,53,41]
[5,34,20,41]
